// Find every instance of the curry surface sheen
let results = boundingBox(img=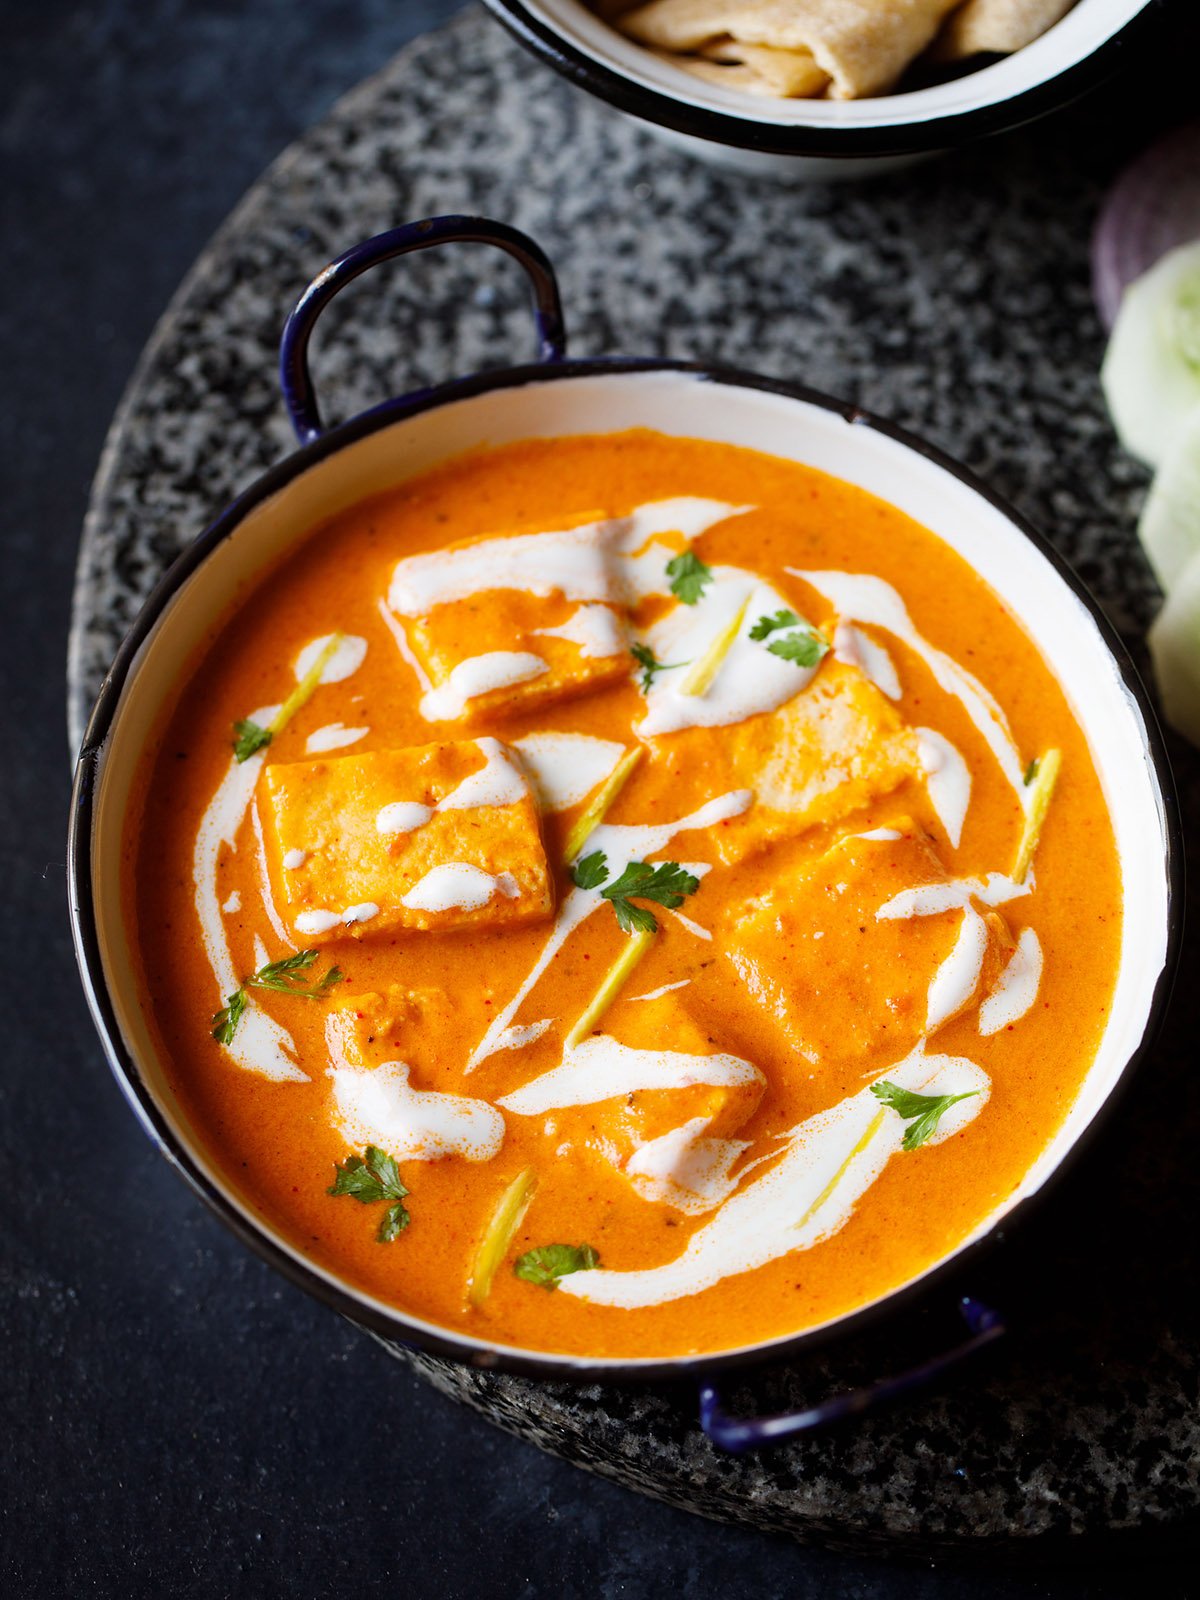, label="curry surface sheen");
[128,431,1122,1360]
